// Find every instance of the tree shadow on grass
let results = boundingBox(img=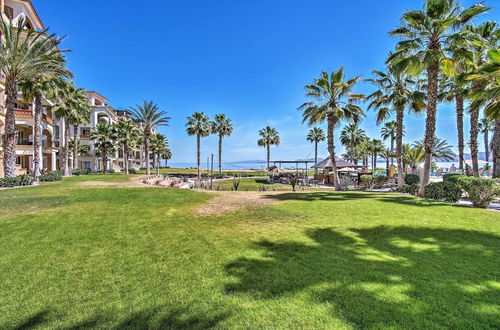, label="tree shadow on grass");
[10,307,229,330]
[263,191,467,209]
[225,226,500,328]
